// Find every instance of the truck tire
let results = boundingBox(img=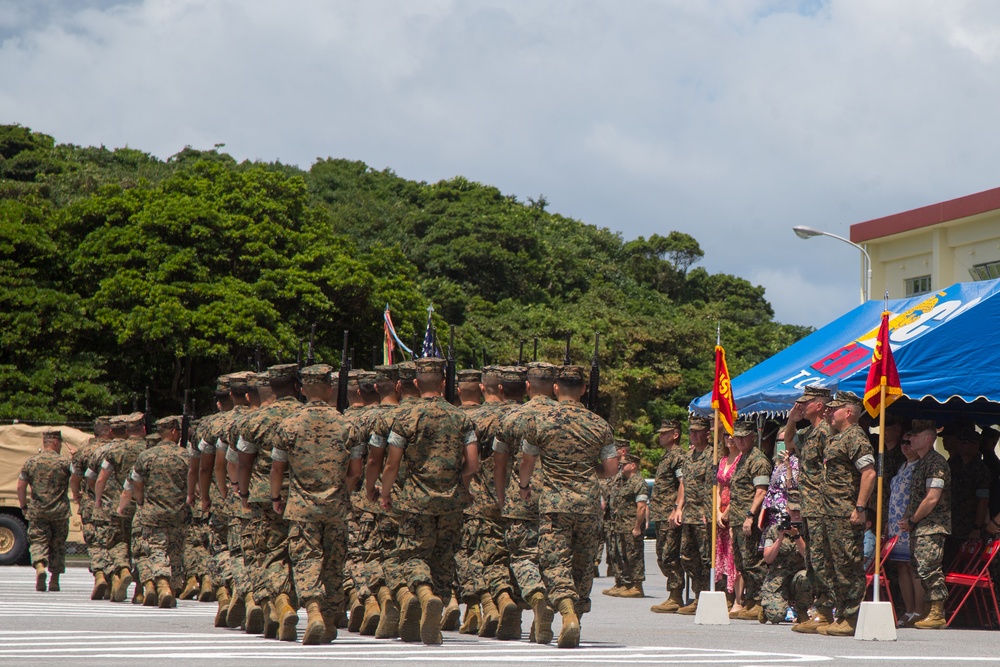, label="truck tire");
[0,513,29,565]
